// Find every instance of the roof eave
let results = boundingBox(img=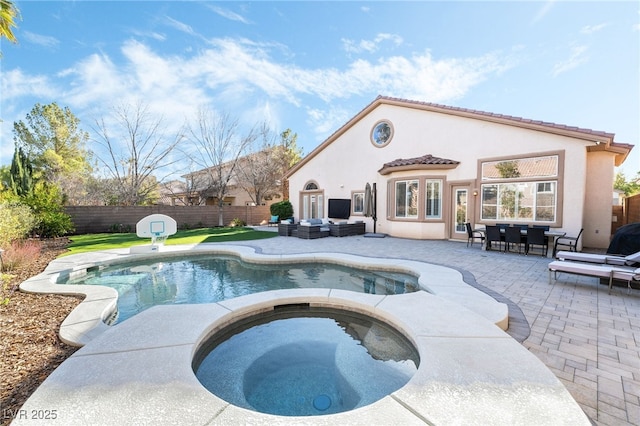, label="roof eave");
[587,142,634,167]
[285,95,629,176]
[378,163,459,176]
